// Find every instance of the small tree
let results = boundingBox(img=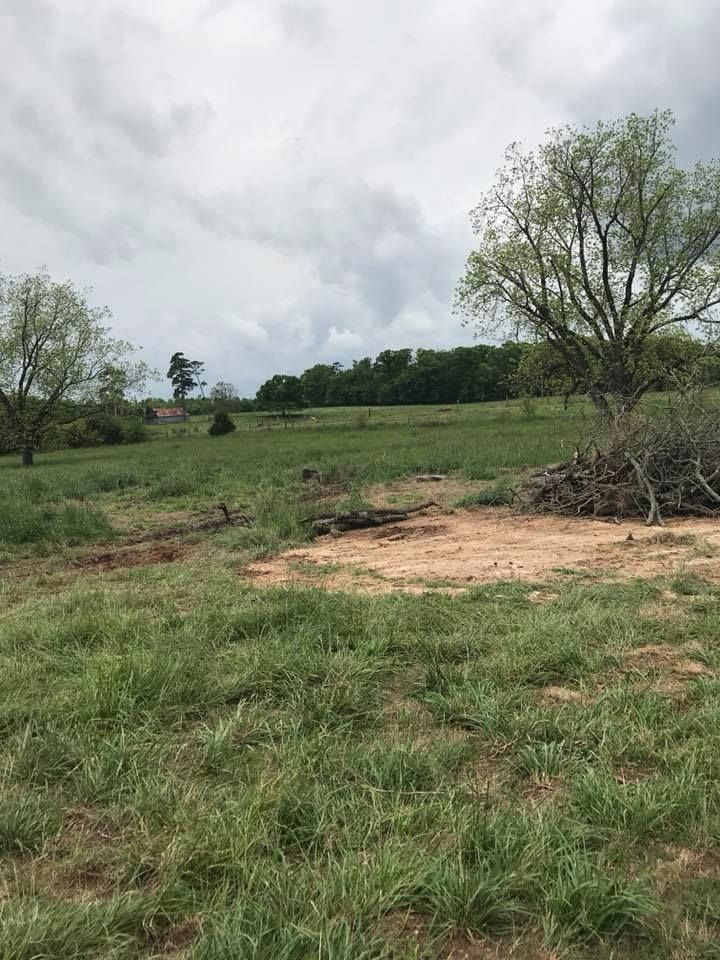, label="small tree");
[456,110,720,416]
[167,352,196,400]
[210,381,237,403]
[256,374,306,417]
[0,270,137,465]
[208,411,236,436]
